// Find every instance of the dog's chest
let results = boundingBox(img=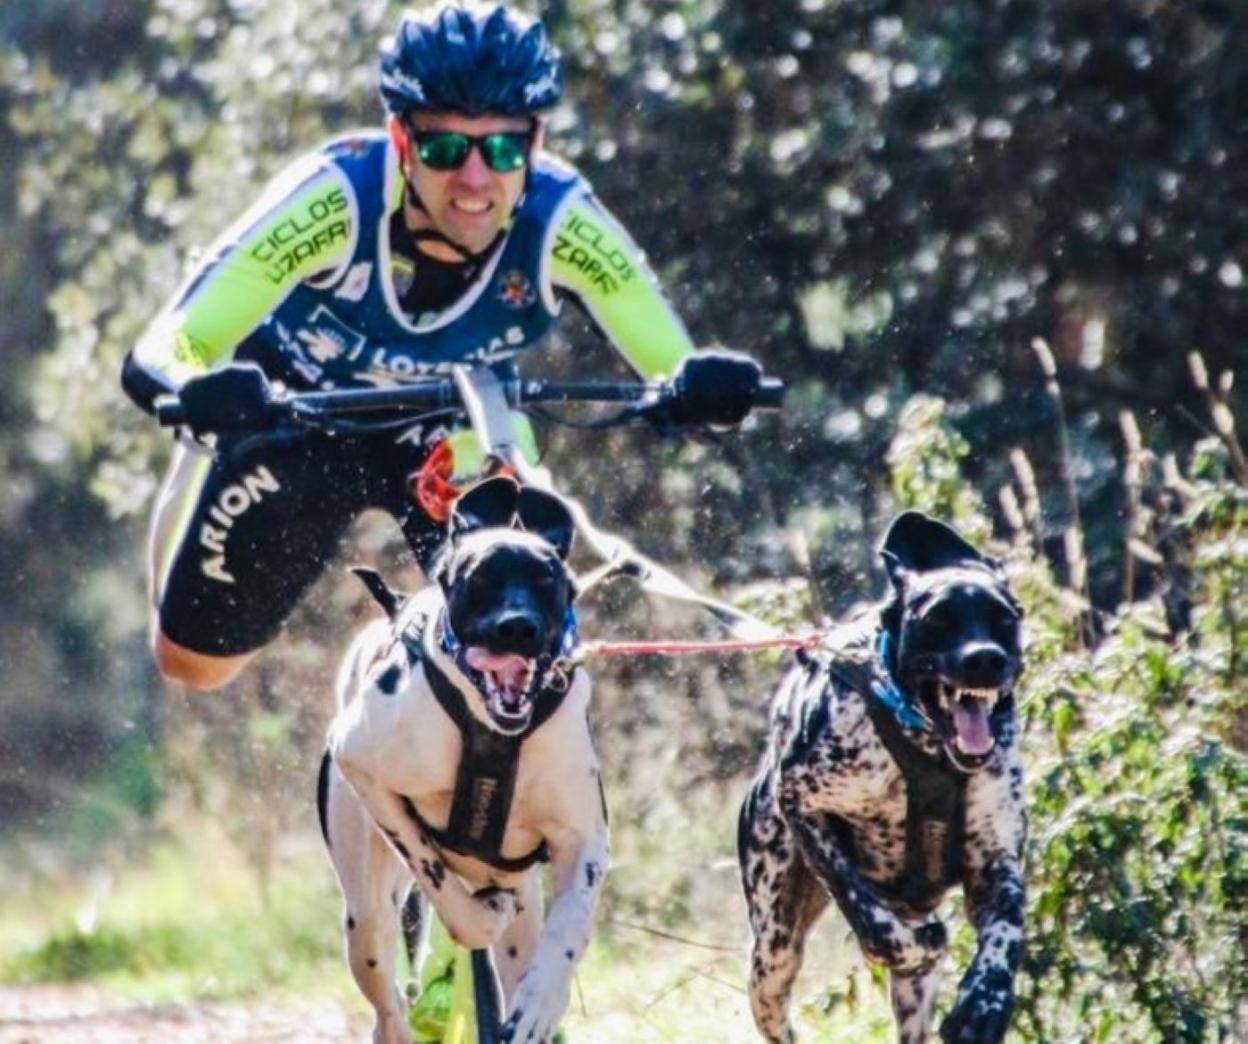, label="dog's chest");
[369,672,598,883]
[780,676,916,881]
